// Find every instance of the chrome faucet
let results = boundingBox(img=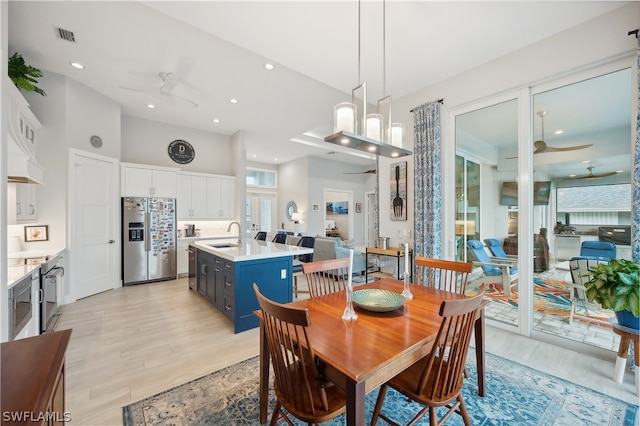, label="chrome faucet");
[227,221,242,245]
